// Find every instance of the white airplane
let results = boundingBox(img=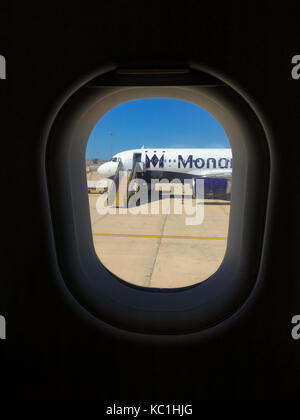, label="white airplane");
[95,147,232,198]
